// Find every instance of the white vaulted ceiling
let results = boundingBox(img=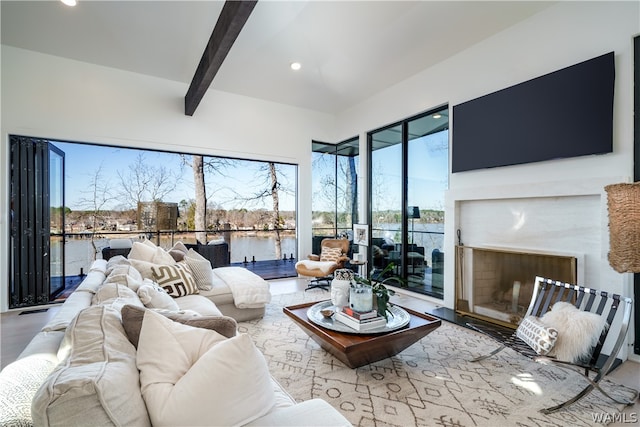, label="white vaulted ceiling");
[1,1,555,114]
